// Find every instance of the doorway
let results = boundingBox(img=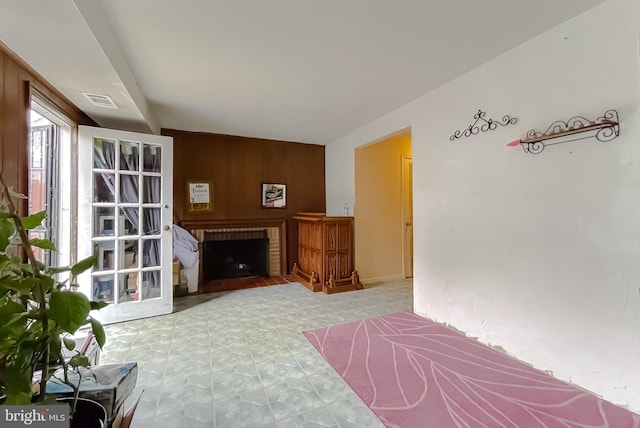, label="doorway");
[29,97,73,269]
[354,130,412,283]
